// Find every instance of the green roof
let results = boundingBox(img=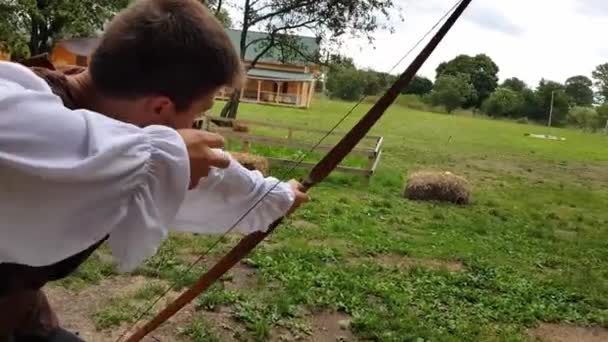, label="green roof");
[247,68,314,81]
[226,29,319,65]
